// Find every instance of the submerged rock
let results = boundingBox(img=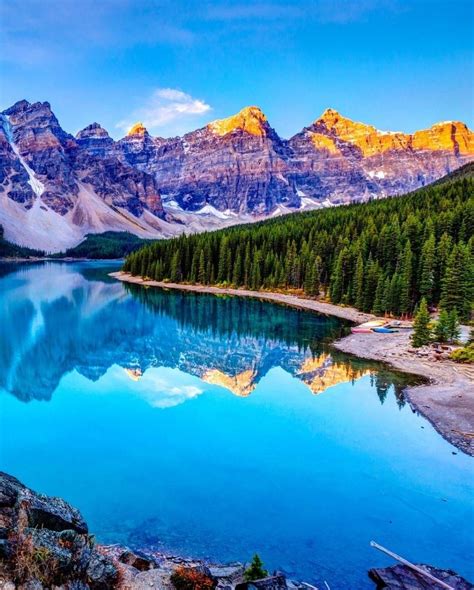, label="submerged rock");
[369,563,473,589]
